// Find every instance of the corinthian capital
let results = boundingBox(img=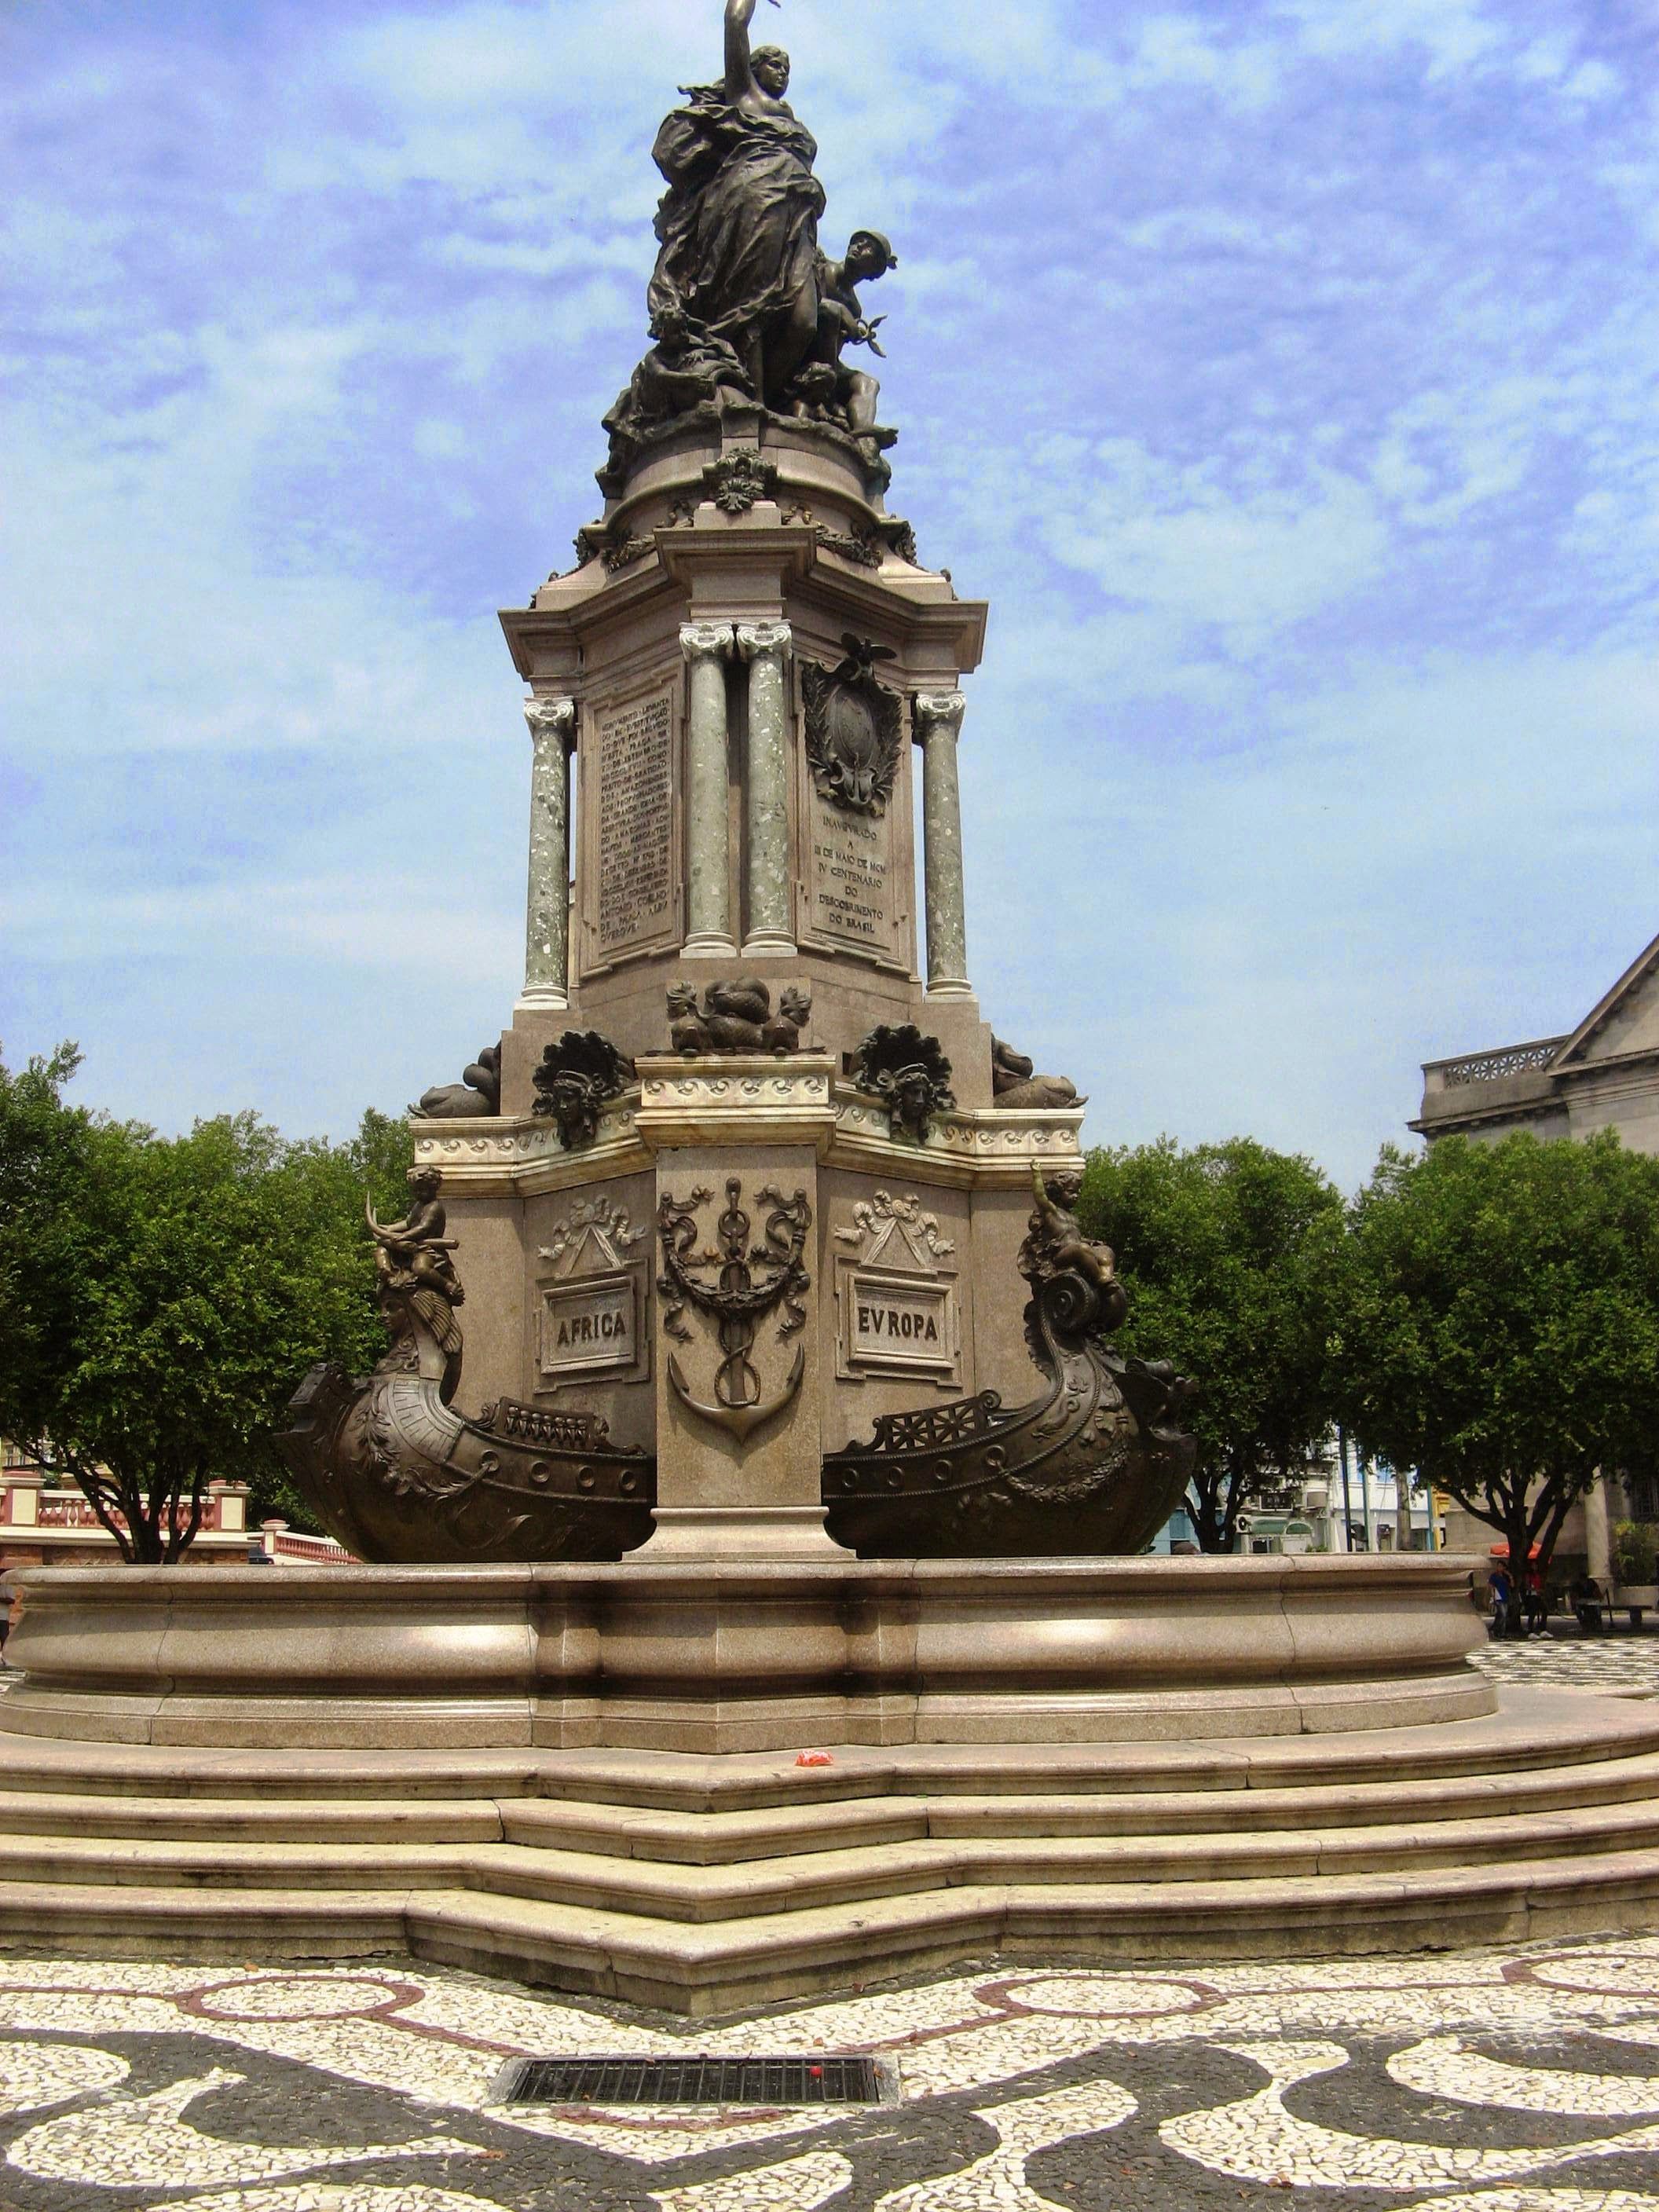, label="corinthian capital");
[913,691,967,740]
[524,697,577,748]
[680,621,736,665]
[735,621,793,663]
